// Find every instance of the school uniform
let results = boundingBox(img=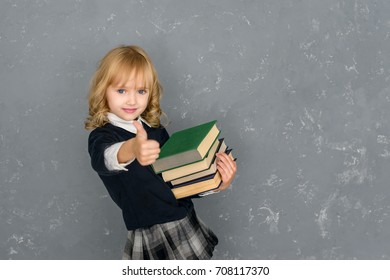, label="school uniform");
[88,113,218,259]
